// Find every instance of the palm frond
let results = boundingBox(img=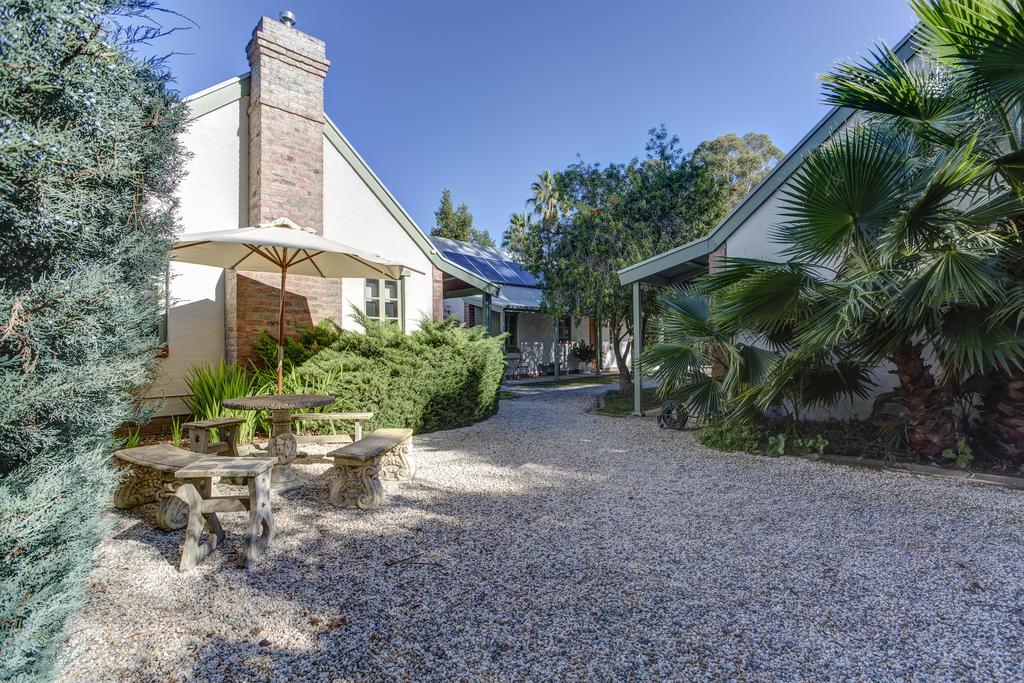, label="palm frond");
[882,135,991,254]
[899,247,1003,310]
[822,42,971,139]
[776,127,914,261]
[912,0,1024,111]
